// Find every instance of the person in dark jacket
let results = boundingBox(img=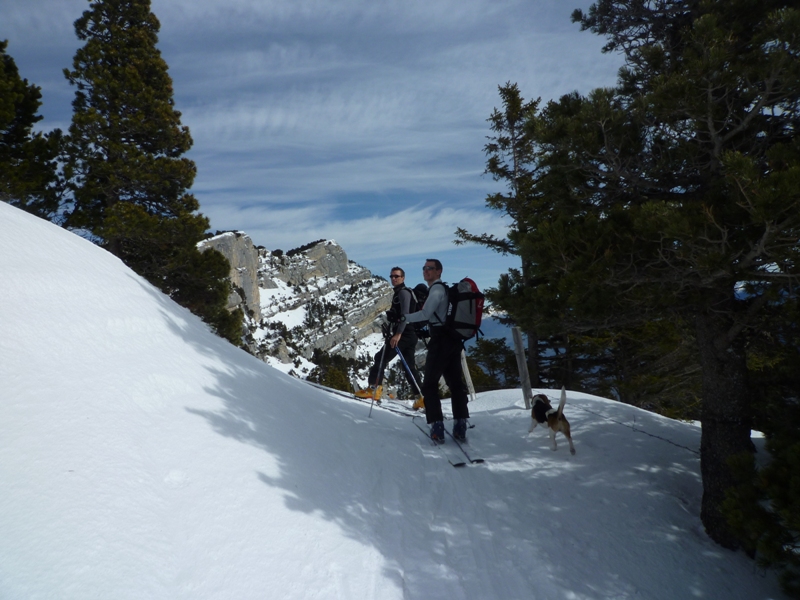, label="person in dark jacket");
[355,267,423,407]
